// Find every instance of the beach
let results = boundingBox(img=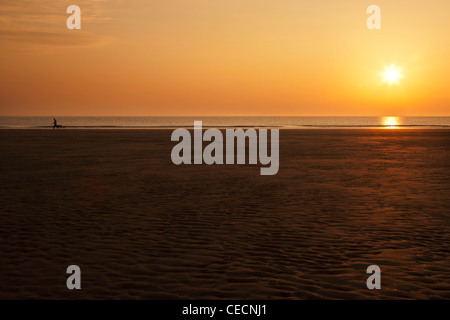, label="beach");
[0,129,449,299]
